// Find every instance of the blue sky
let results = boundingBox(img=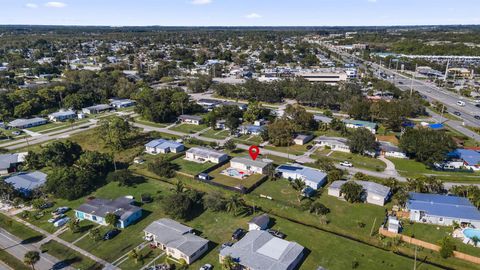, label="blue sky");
[0,0,479,26]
